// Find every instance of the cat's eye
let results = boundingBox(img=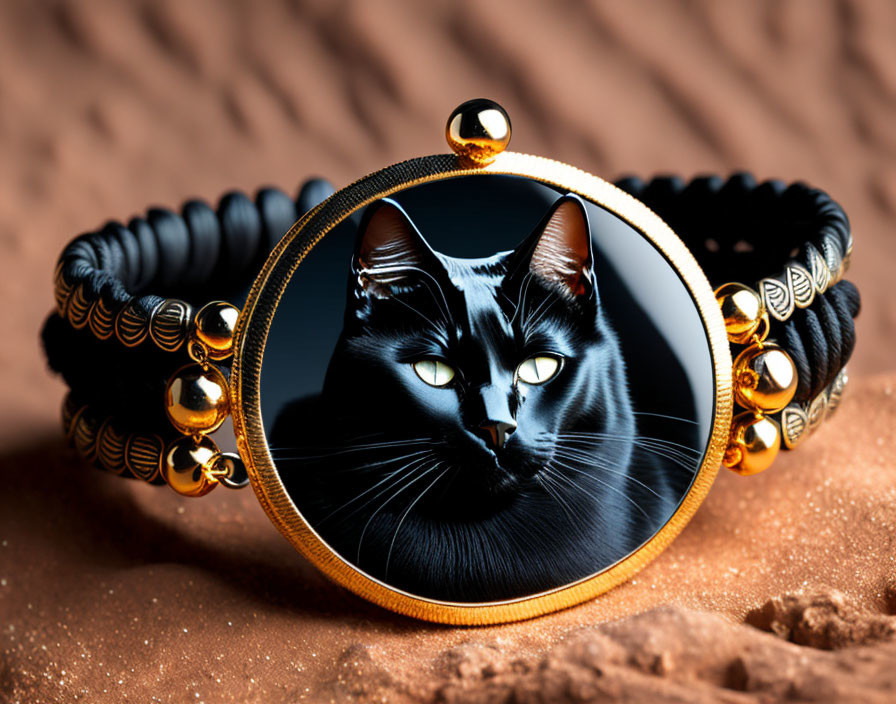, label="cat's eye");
[516,356,561,385]
[413,359,456,387]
